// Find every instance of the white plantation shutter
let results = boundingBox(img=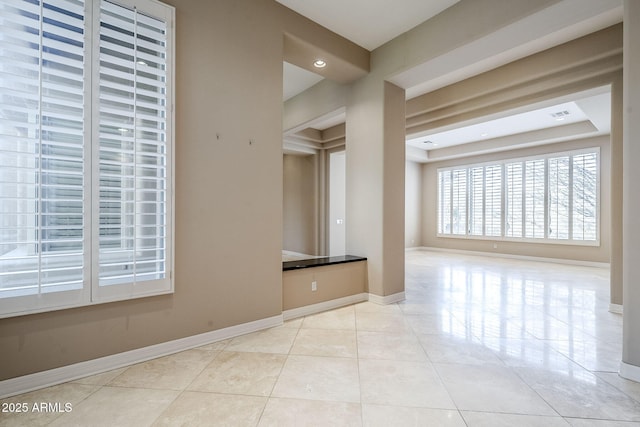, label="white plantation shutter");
[451,169,467,235]
[435,149,598,245]
[0,0,87,314]
[525,159,545,239]
[505,162,523,238]
[484,165,501,237]
[572,152,598,241]
[94,0,171,298]
[548,156,569,239]
[438,170,451,234]
[469,167,483,236]
[467,165,501,237]
[0,0,173,317]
